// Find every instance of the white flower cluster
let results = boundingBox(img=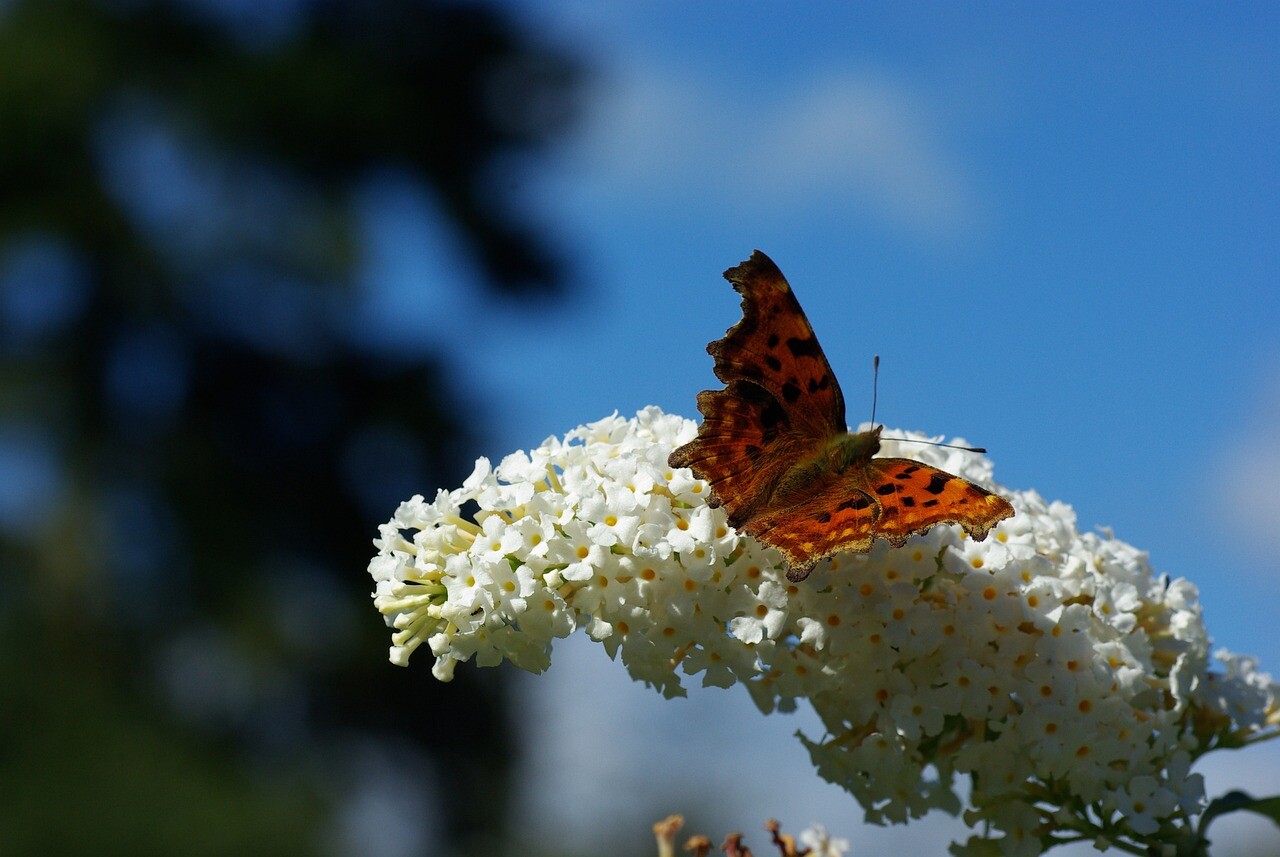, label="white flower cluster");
[798,823,851,857]
[368,408,1279,856]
